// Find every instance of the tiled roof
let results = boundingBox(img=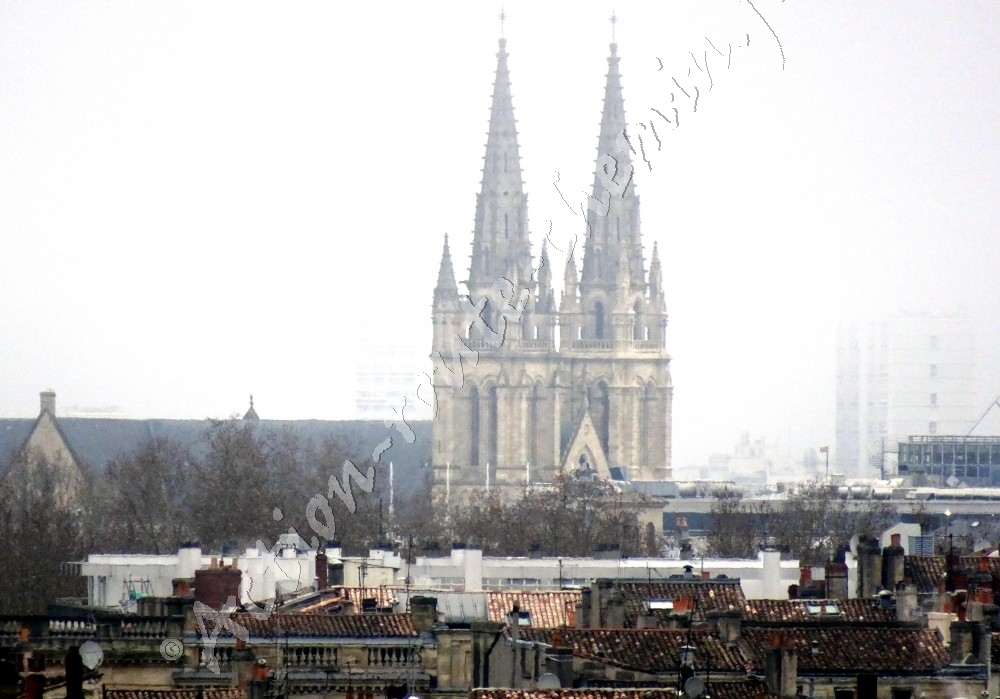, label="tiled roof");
[204,612,417,639]
[740,627,949,674]
[904,555,1000,593]
[291,587,399,614]
[488,591,582,627]
[741,599,896,624]
[518,628,750,674]
[611,581,746,625]
[105,691,247,699]
[470,682,767,699]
